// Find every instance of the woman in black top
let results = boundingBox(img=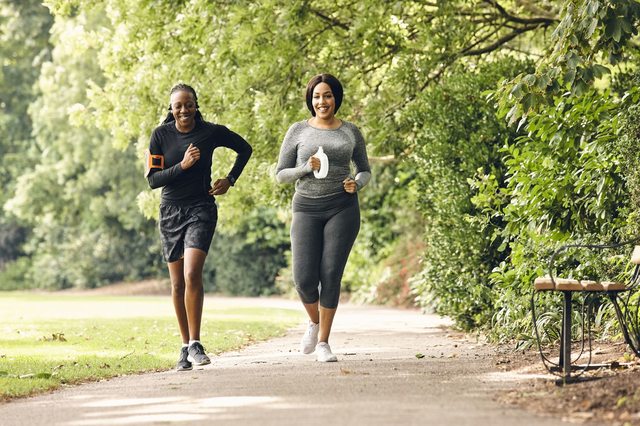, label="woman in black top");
[146,83,252,371]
